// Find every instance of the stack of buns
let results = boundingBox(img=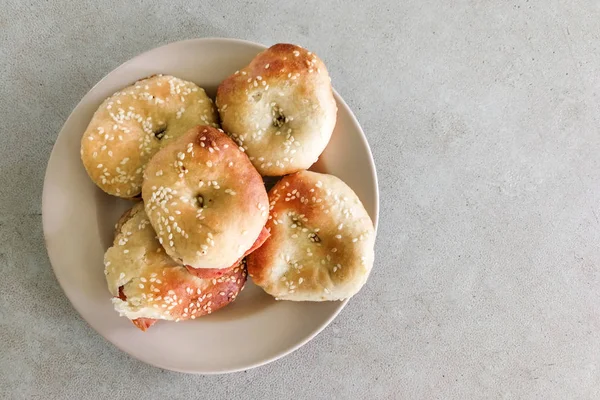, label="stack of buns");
[81,43,375,331]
